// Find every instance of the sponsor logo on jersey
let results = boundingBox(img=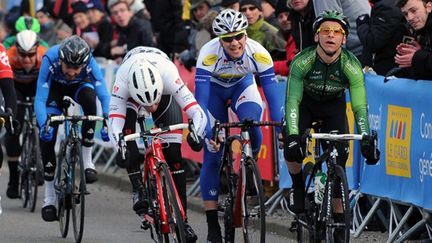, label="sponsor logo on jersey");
[386,105,412,178]
[113,85,119,93]
[203,54,218,66]
[175,78,182,85]
[253,52,271,65]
